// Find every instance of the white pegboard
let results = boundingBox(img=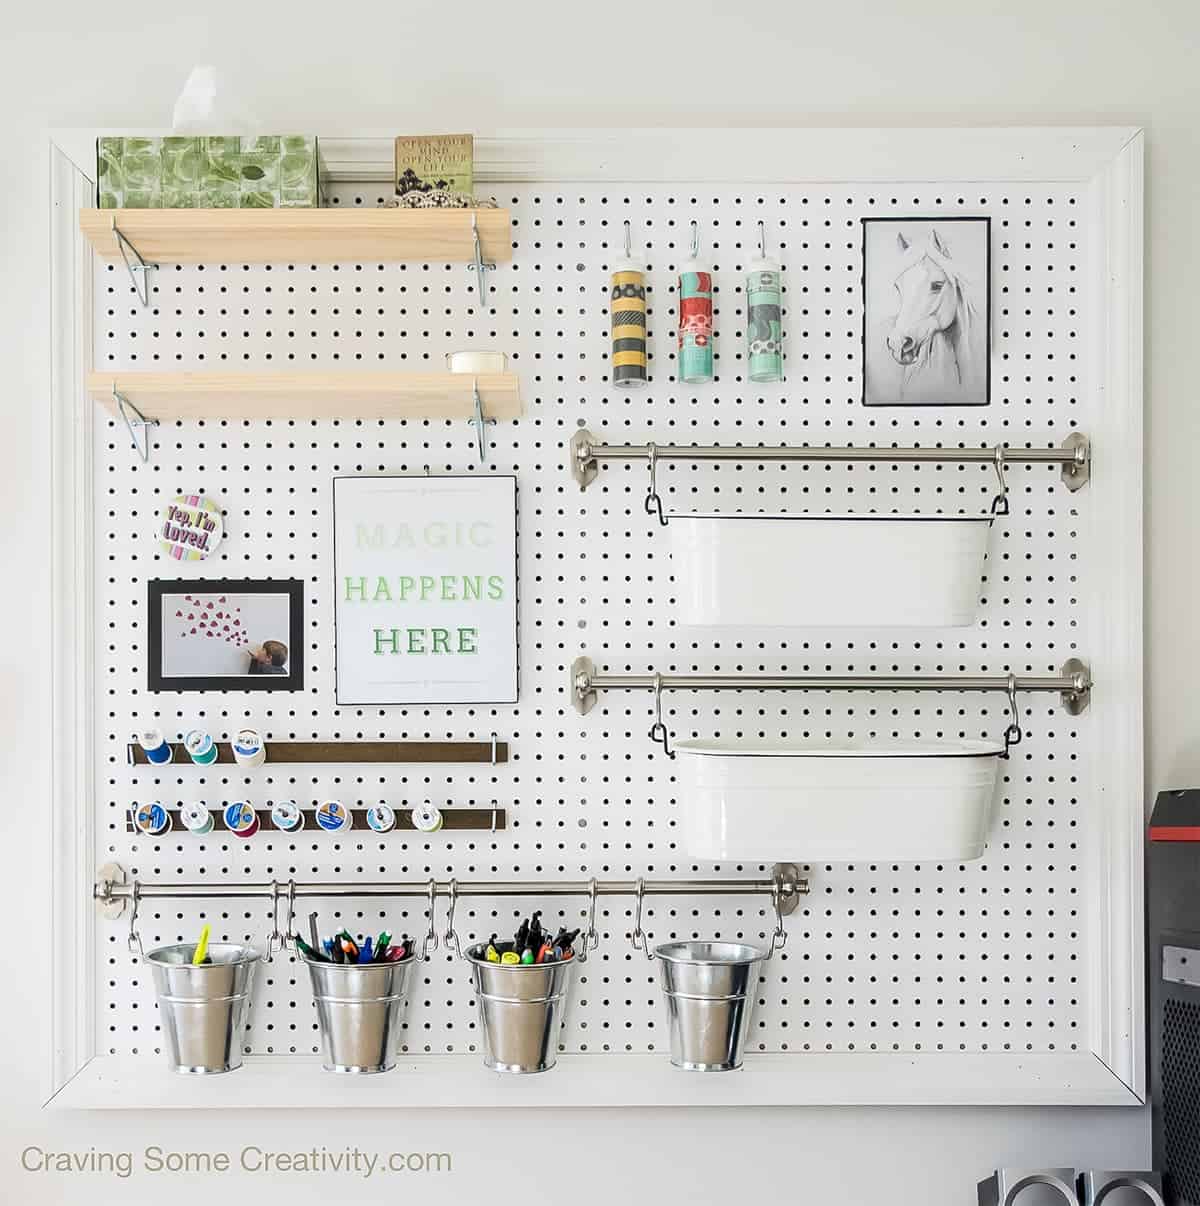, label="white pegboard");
[93,180,1087,1061]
